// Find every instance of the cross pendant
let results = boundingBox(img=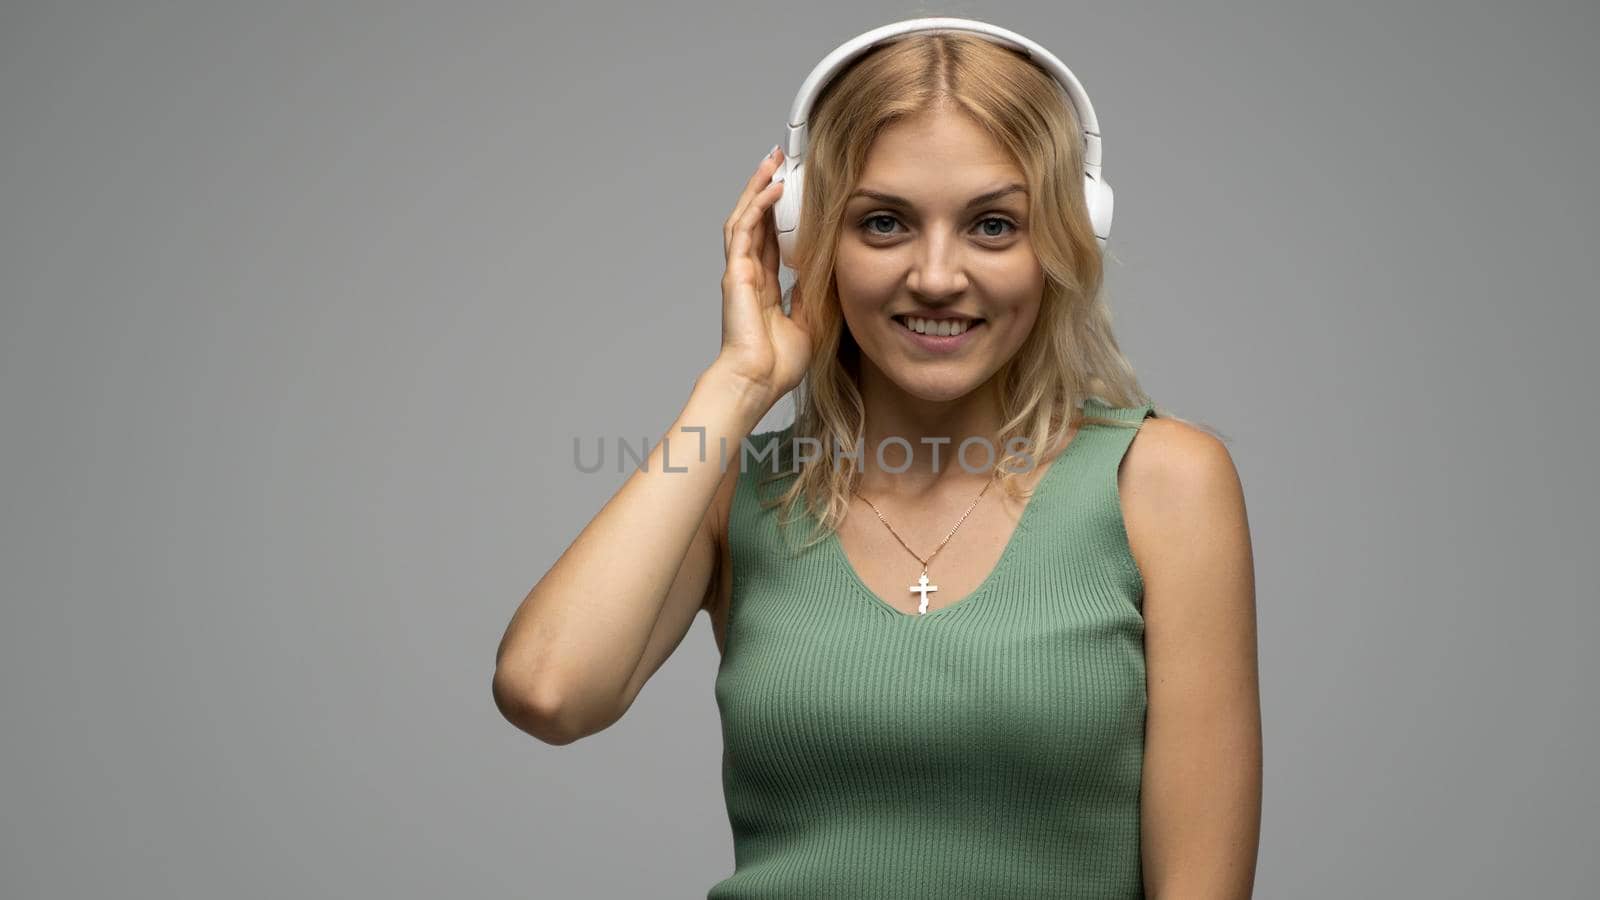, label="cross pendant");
[909,570,938,615]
